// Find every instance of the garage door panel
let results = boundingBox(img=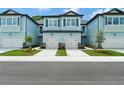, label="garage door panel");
[103,38,124,48]
[65,37,78,48]
[46,37,58,48]
[0,38,23,48]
